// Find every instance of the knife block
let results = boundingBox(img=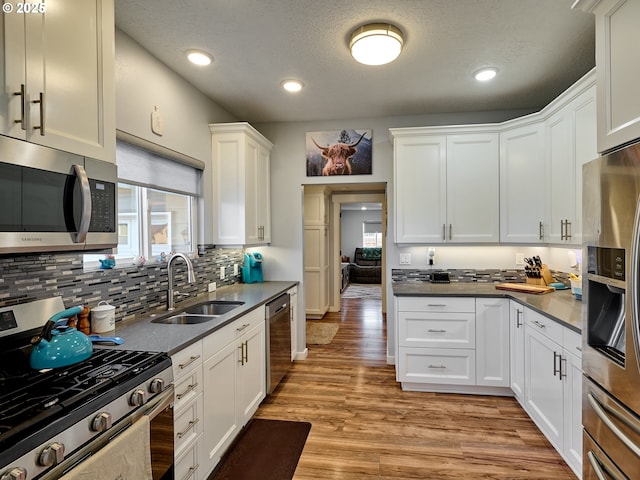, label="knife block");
[526,264,553,286]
